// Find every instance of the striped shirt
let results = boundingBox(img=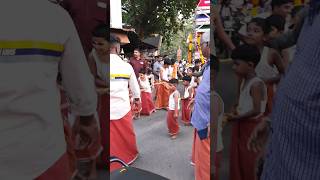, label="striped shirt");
[262,14,320,180]
[0,0,97,179]
[191,62,210,131]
